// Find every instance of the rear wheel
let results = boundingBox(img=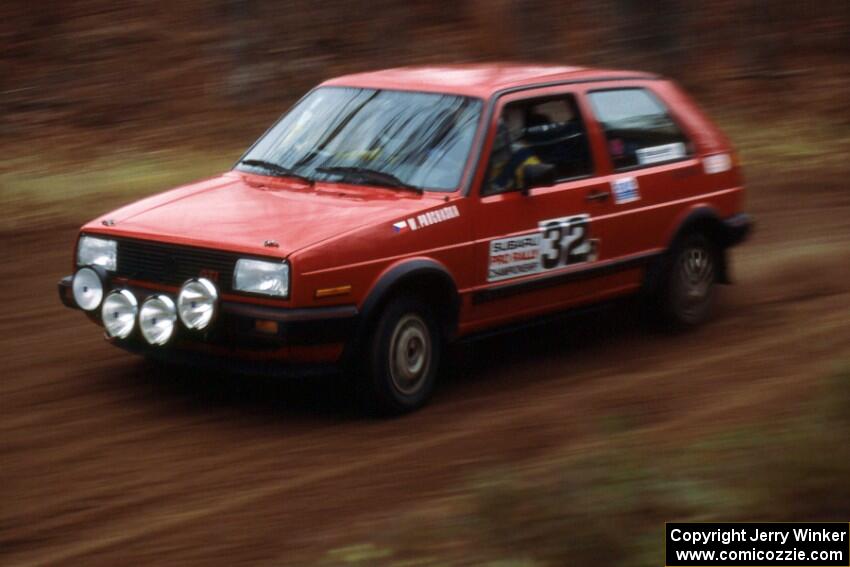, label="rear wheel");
[359,295,441,415]
[655,232,719,330]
